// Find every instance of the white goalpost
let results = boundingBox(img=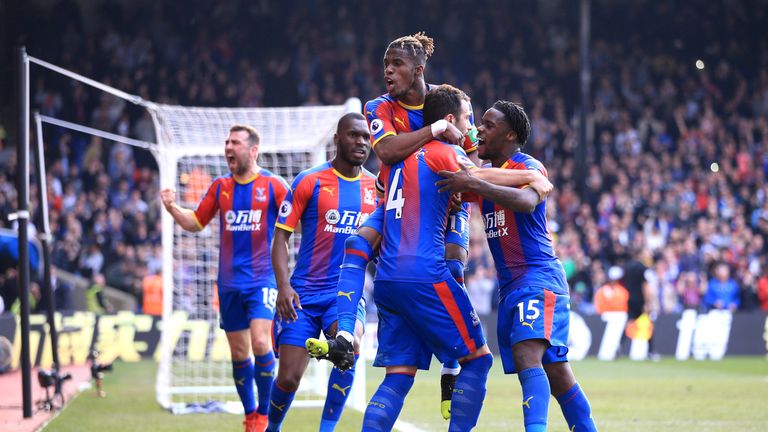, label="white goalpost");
[25,54,367,414]
[150,100,367,412]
